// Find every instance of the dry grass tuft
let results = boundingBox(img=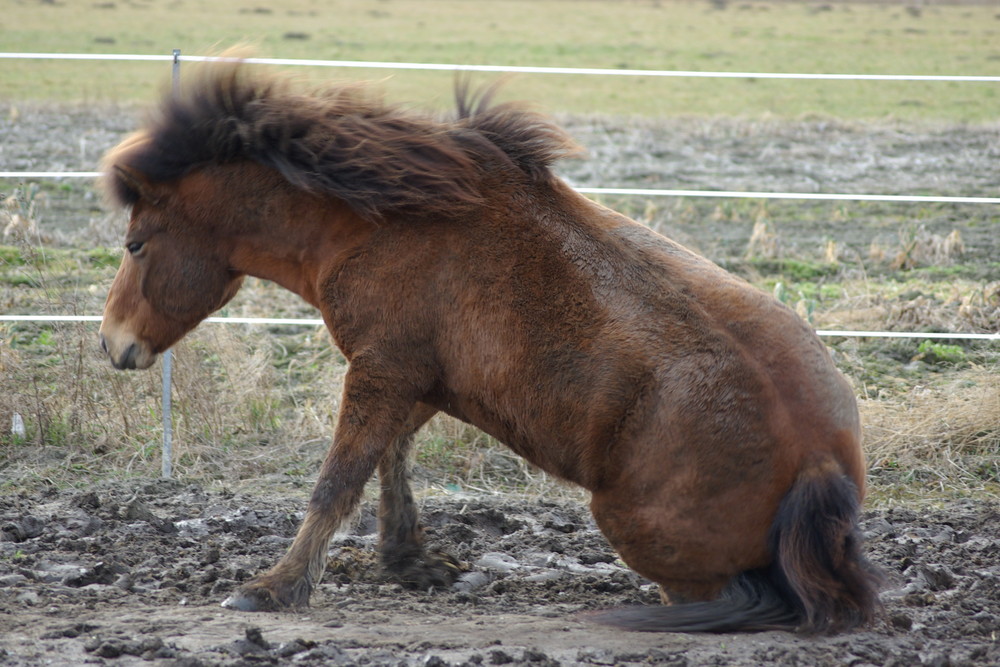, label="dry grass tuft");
[861,369,1000,499]
[868,226,966,271]
[2,186,54,245]
[820,279,1000,337]
[744,219,780,260]
[0,319,337,490]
